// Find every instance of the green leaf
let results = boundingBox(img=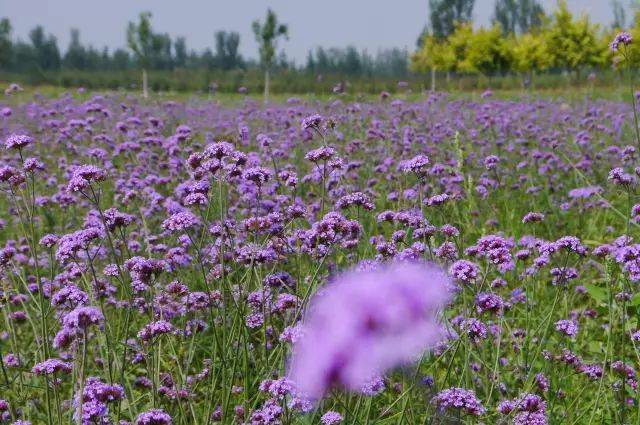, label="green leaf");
[584,283,607,304]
